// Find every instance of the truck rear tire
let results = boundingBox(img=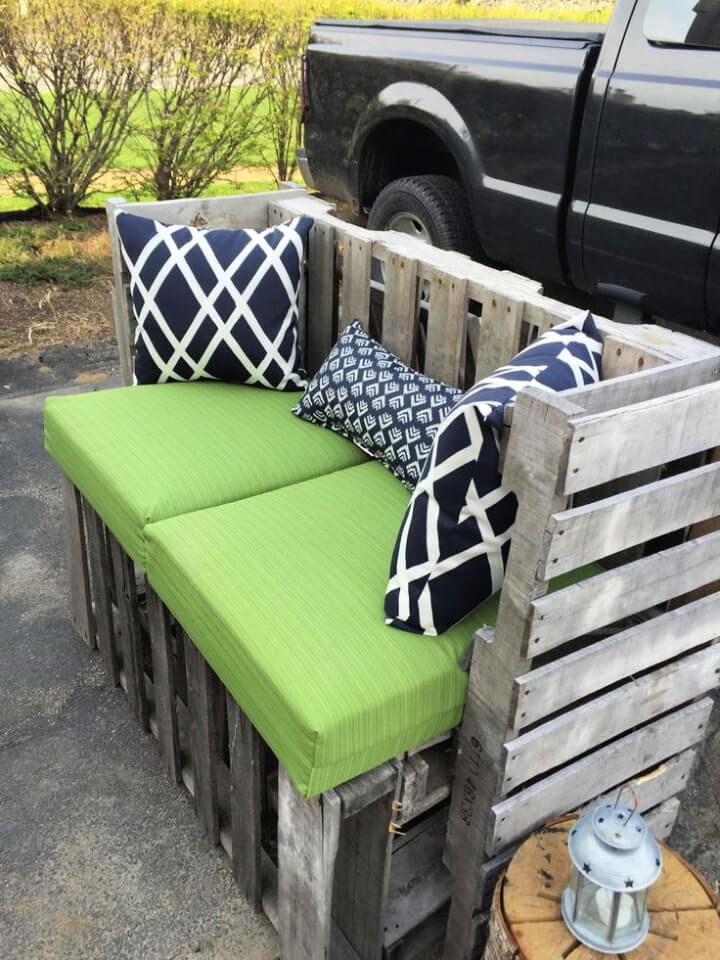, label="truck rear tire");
[367,175,476,255]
